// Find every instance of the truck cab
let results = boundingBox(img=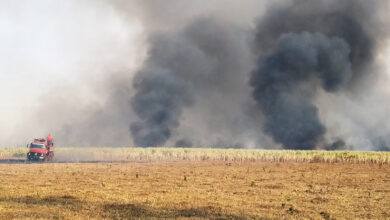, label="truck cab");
[27,138,54,161]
